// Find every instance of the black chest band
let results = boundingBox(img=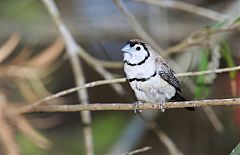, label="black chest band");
[124,51,150,66]
[128,71,157,82]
